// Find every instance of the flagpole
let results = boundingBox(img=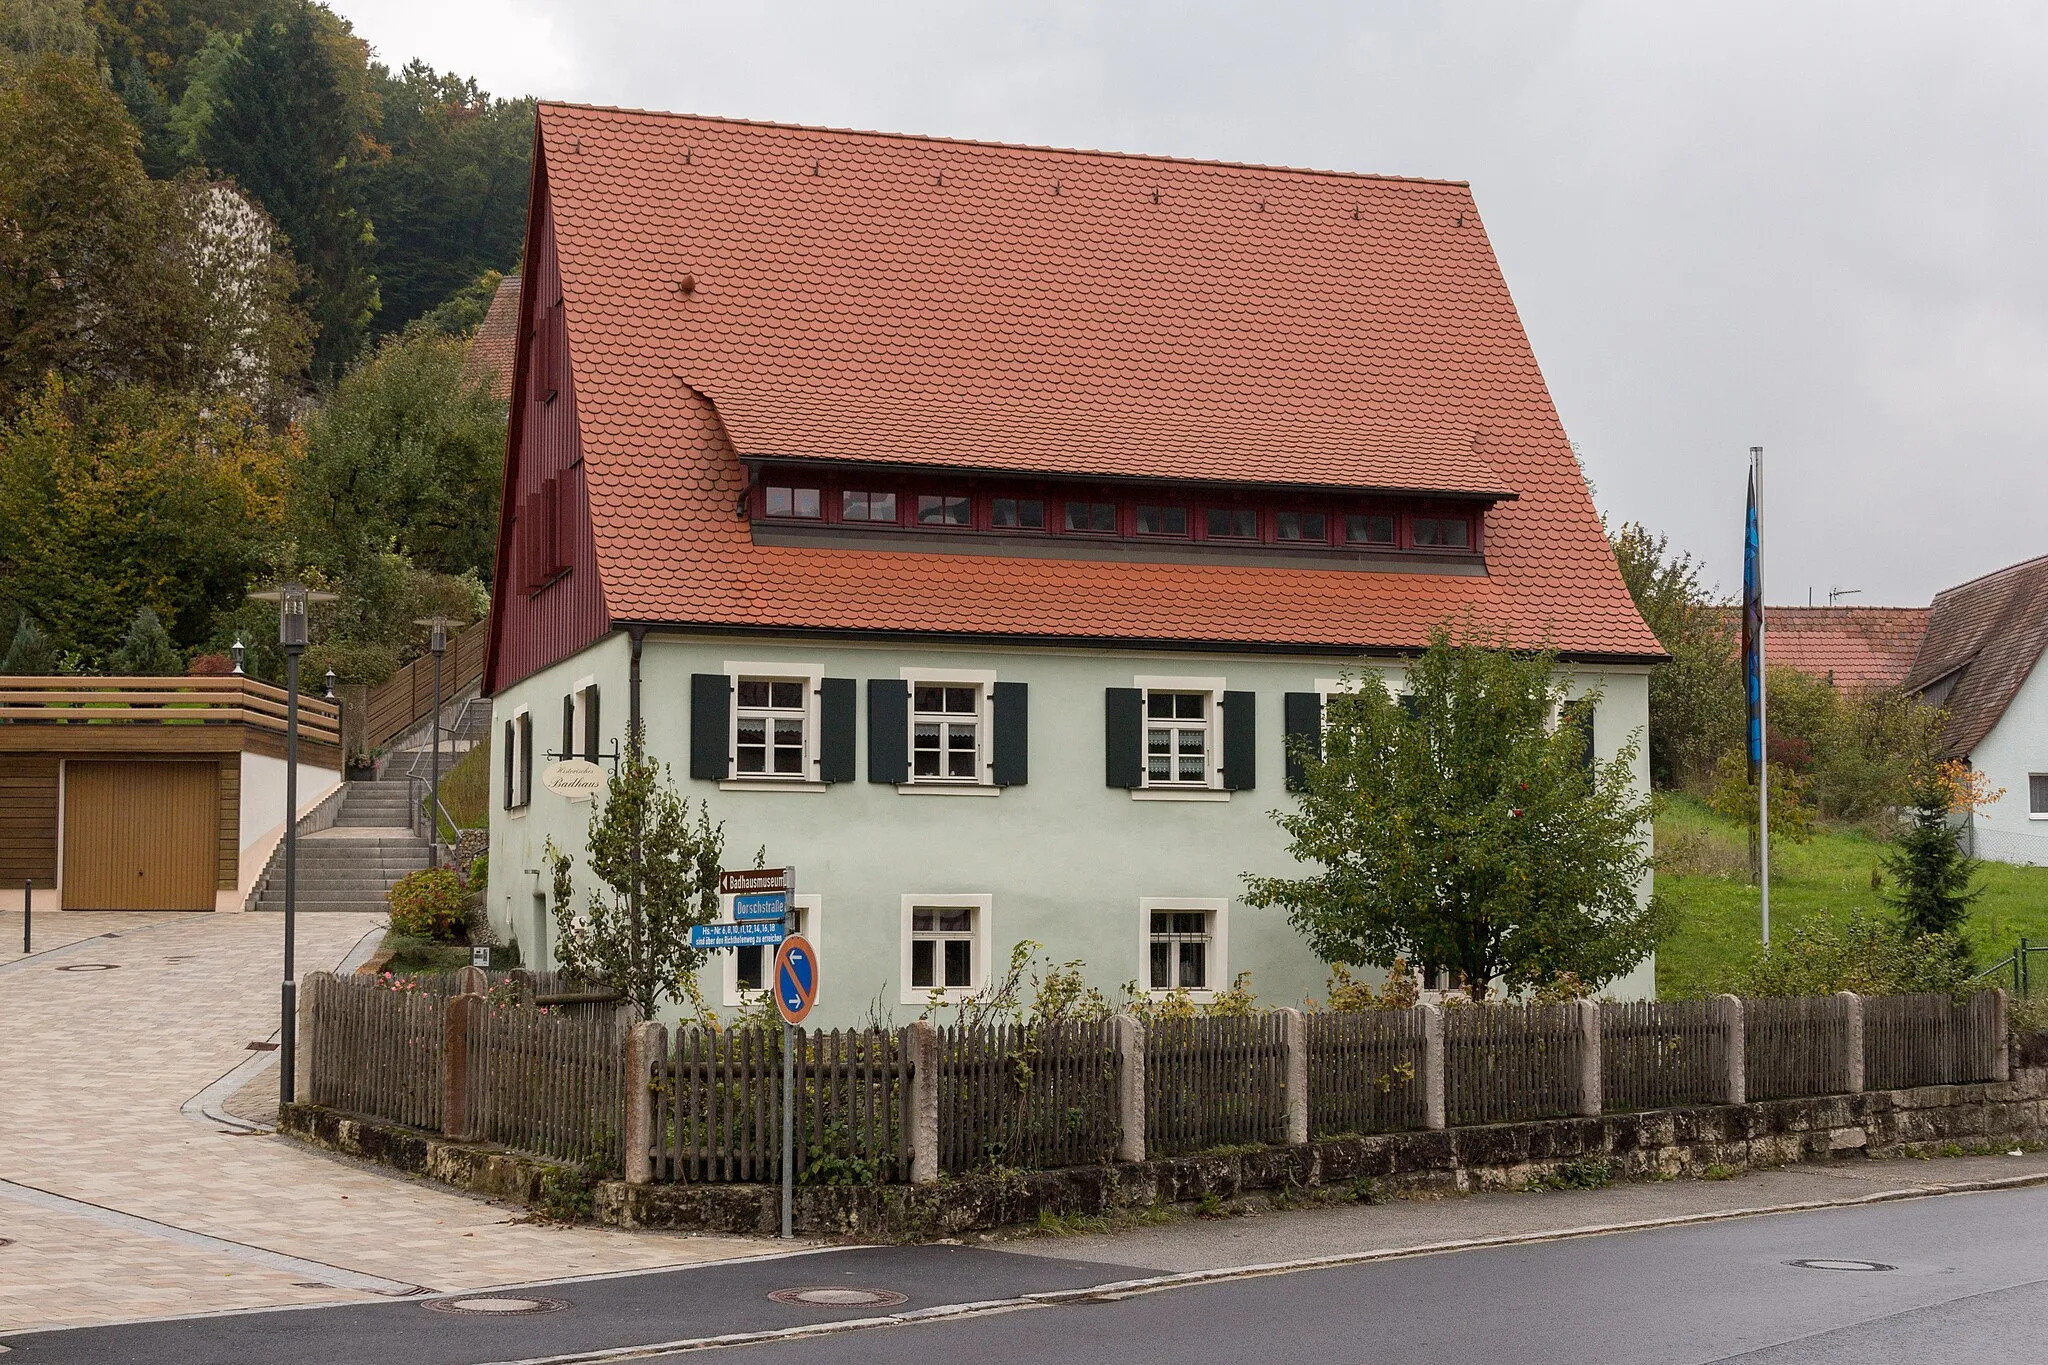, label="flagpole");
[1753,445,1770,952]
